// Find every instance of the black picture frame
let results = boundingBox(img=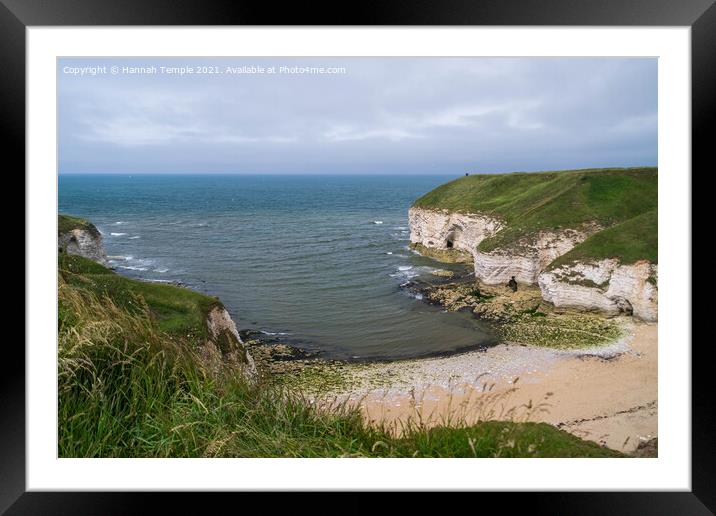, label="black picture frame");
[5,0,712,513]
